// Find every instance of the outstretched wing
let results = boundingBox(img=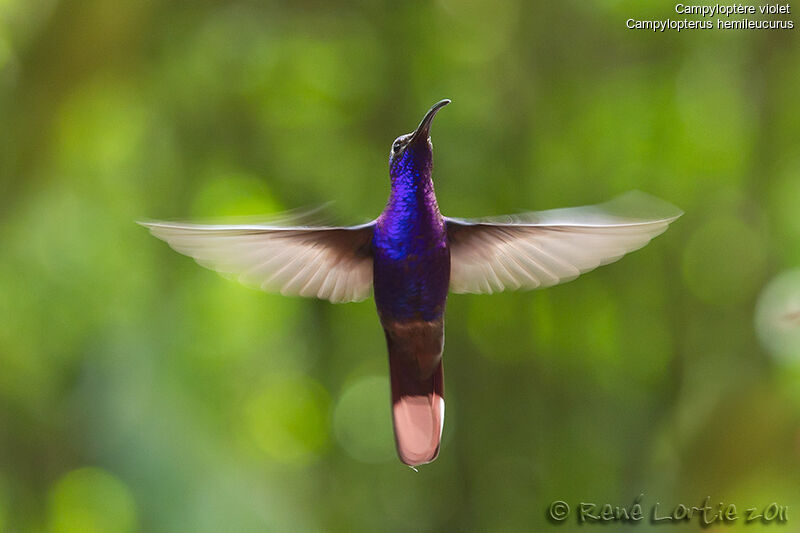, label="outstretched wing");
[446,191,682,295]
[140,219,375,303]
